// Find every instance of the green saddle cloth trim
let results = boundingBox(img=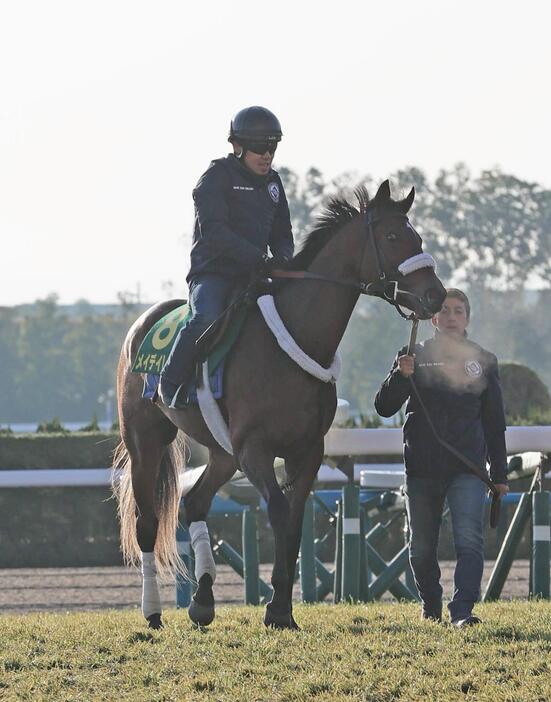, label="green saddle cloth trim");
[131,302,248,375]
